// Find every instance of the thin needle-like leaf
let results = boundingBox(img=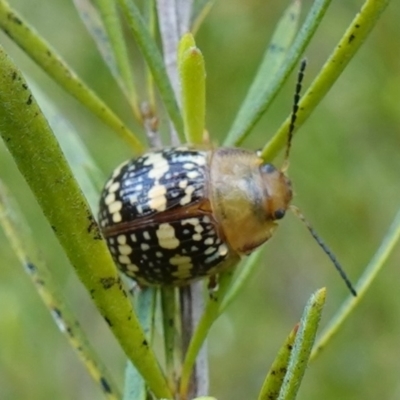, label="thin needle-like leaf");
[191,0,216,34]
[124,288,157,400]
[278,288,326,400]
[95,0,140,118]
[30,82,103,212]
[178,33,206,144]
[219,249,264,314]
[261,0,391,162]
[117,0,185,141]
[225,0,332,147]
[0,0,144,154]
[257,325,298,400]
[0,182,121,400]
[227,0,301,147]
[0,48,171,399]
[72,0,140,119]
[311,208,400,361]
[143,0,157,113]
